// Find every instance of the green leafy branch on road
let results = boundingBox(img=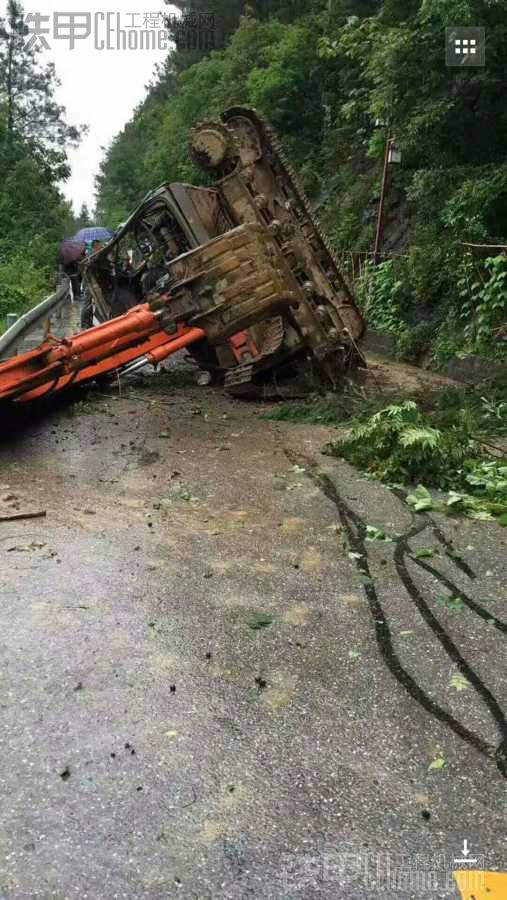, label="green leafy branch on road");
[325,399,507,524]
